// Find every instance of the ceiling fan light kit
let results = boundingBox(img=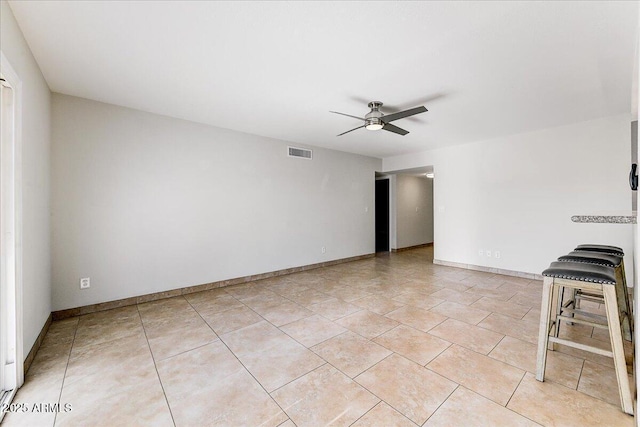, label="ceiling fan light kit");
[365,122,384,131]
[331,101,428,137]
[364,101,384,131]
